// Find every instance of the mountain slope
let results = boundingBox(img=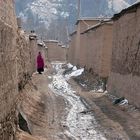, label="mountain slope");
[15,0,137,42]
